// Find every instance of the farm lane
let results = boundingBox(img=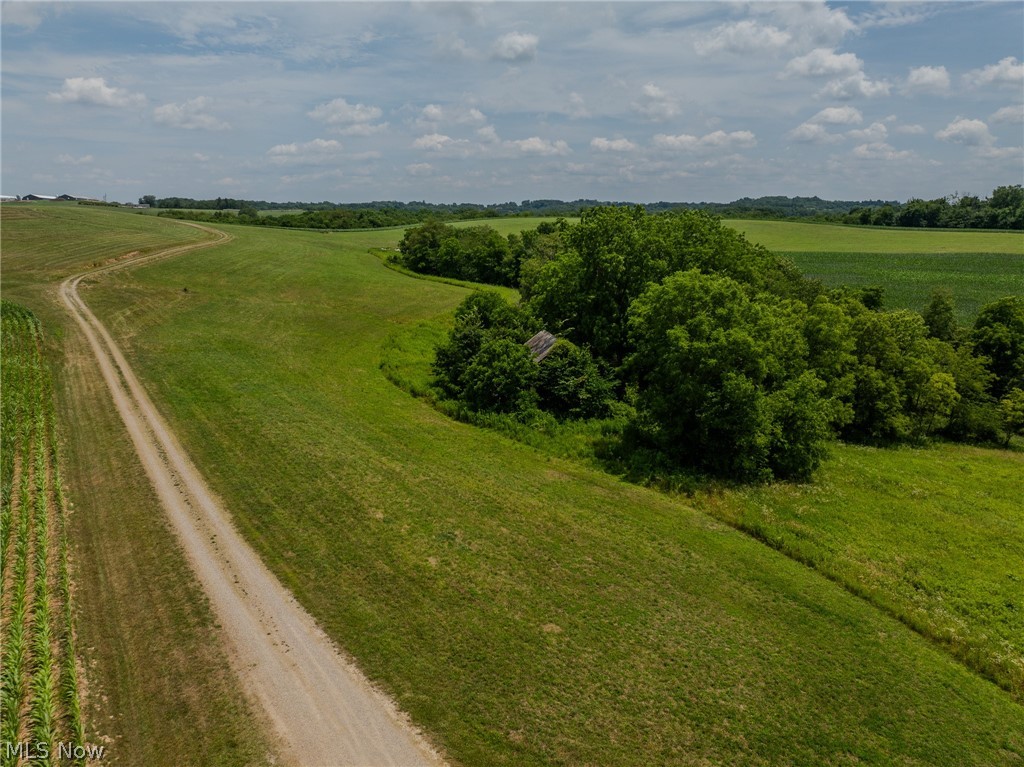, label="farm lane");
[59,225,446,767]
